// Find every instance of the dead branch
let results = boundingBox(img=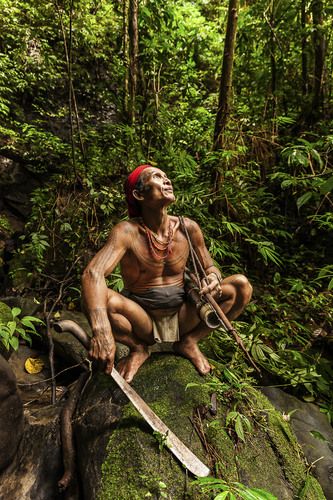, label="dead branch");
[58,370,90,494]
